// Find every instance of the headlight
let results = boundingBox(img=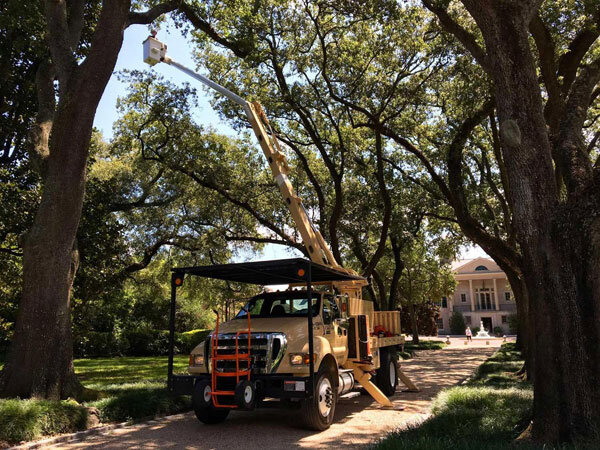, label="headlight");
[289,353,316,365]
[290,353,304,365]
[189,354,204,366]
